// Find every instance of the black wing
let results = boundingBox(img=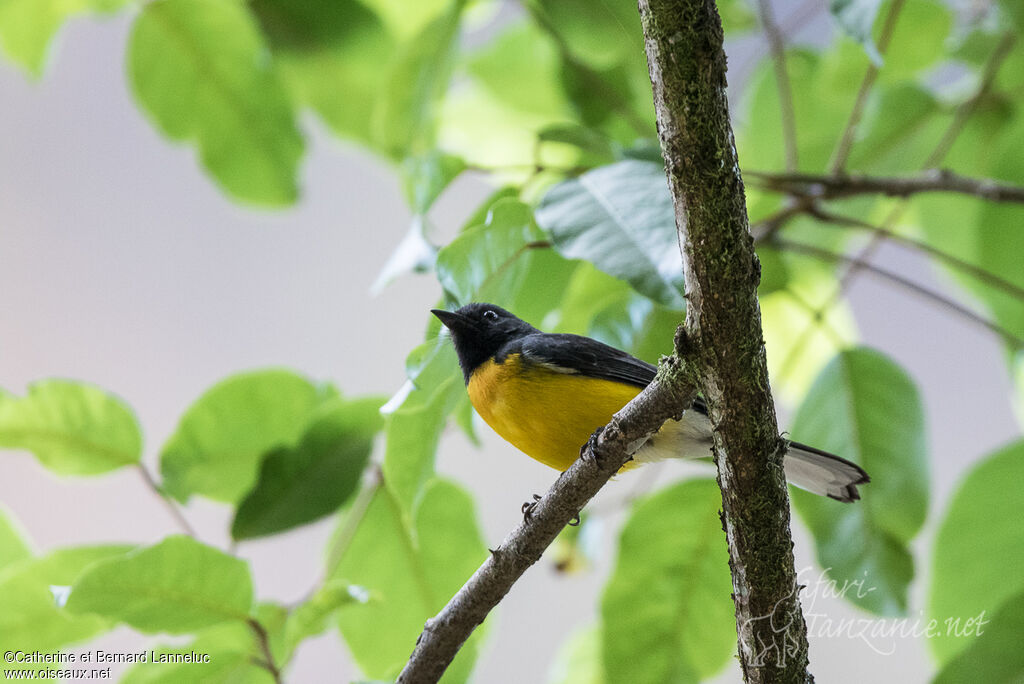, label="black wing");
[514,332,657,389]
[511,332,710,417]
